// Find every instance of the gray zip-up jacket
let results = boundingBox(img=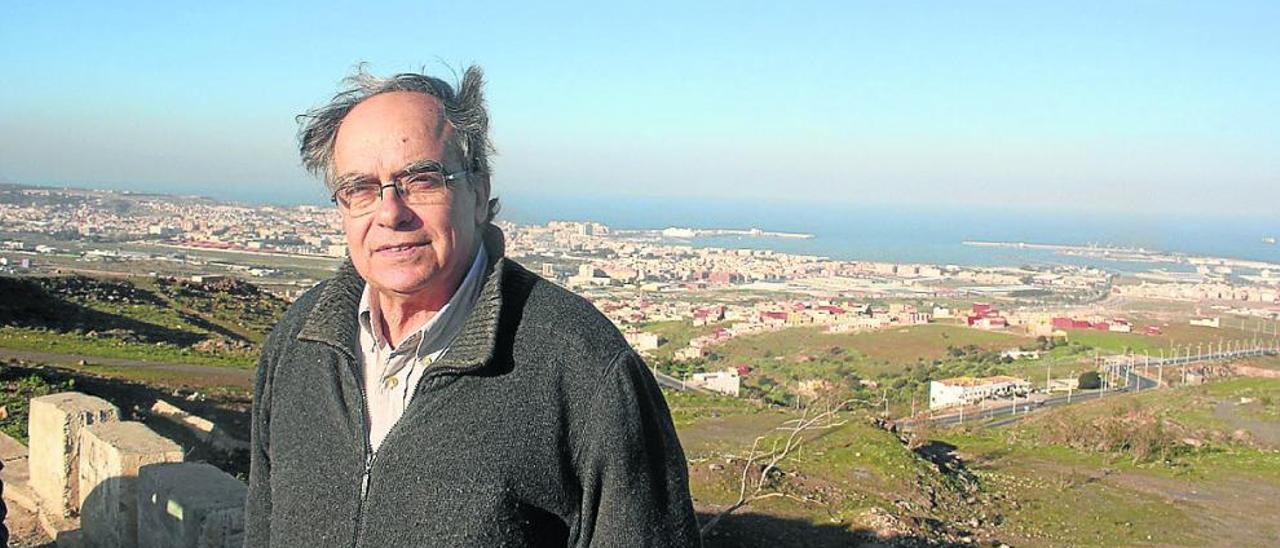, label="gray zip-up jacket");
[244,226,700,547]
